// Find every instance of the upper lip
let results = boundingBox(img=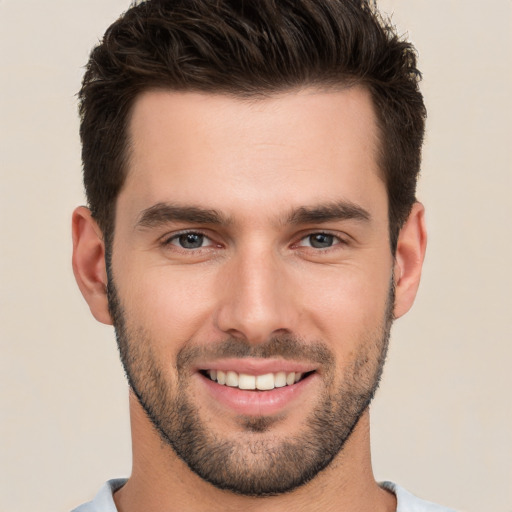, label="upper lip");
[194,357,317,375]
